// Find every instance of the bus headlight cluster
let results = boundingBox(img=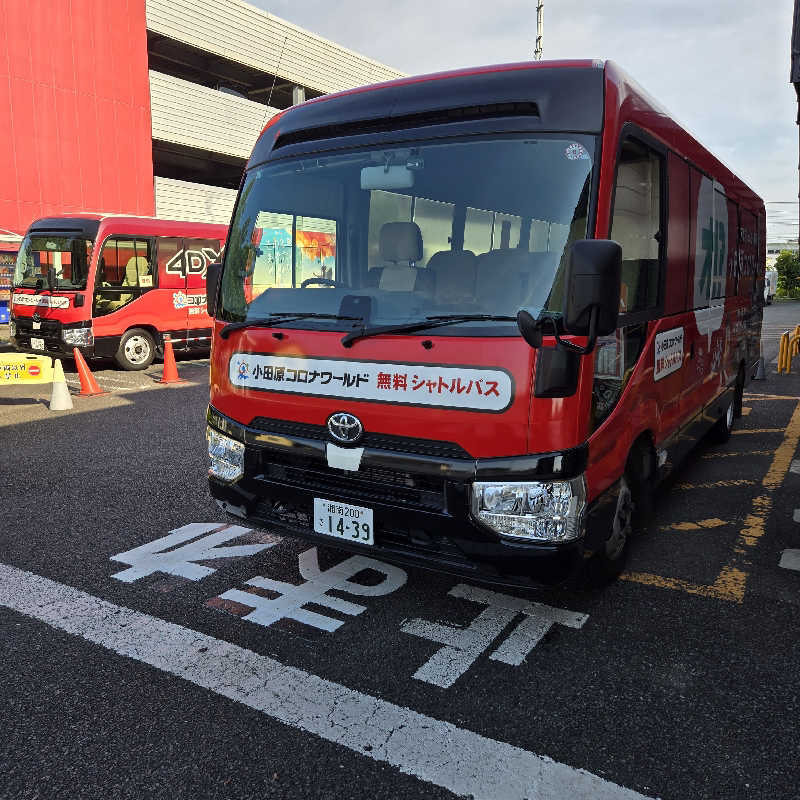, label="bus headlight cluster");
[470,476,586,542]
[206,426,245,482]
[62,327,93,347]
